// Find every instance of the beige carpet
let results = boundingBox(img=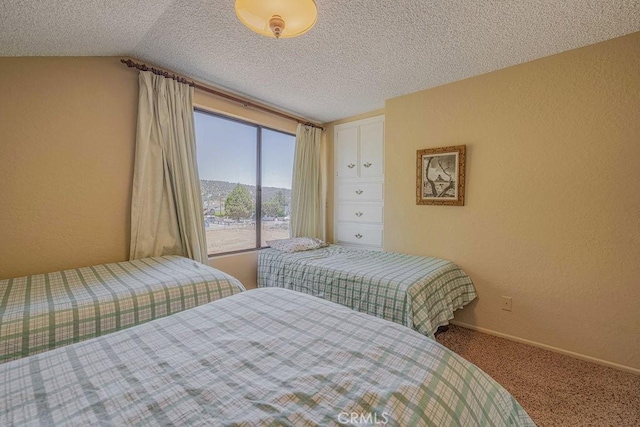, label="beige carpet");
[435,325,640,426]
